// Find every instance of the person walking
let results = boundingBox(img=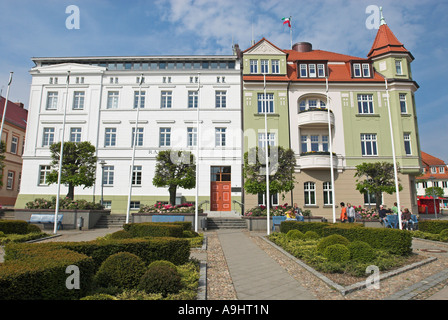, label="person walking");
[347,203,356,223]
[340,202,347,223]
